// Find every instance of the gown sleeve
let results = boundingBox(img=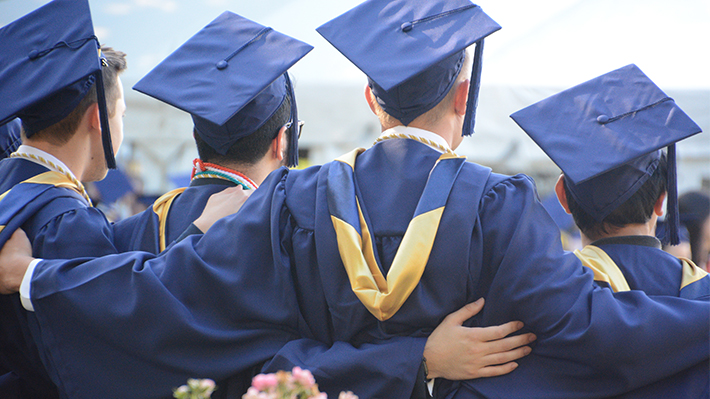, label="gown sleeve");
[31,206,118,258]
